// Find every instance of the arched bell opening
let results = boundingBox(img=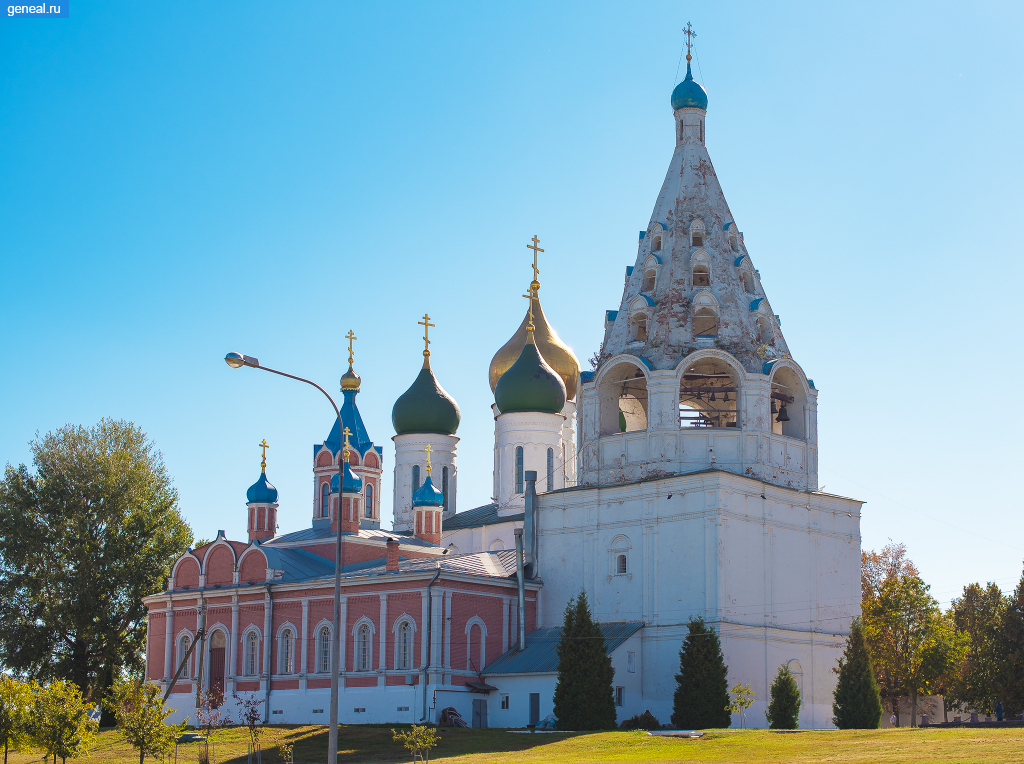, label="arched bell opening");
[770,366,806,439]
[679,357,740,429]
[598,359,649,435]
